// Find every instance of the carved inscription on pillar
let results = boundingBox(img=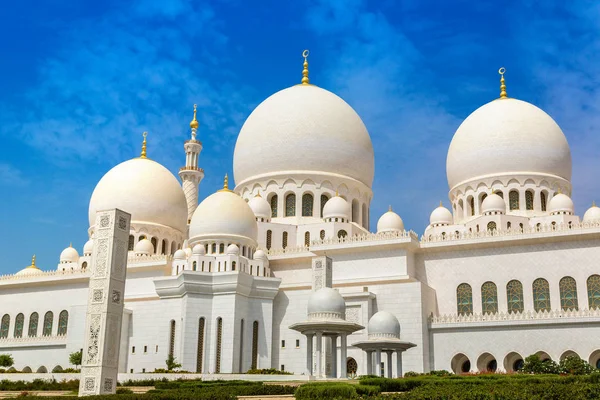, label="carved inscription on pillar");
[311,256,332,291]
